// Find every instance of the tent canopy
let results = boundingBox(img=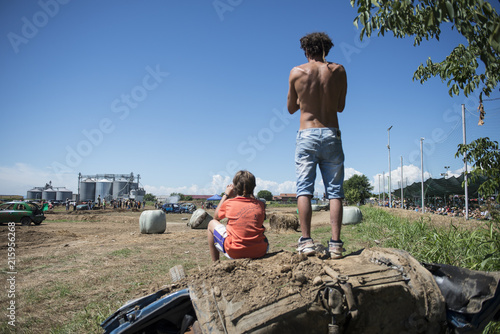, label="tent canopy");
[207,194,222,201]
[393,175,490,198]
